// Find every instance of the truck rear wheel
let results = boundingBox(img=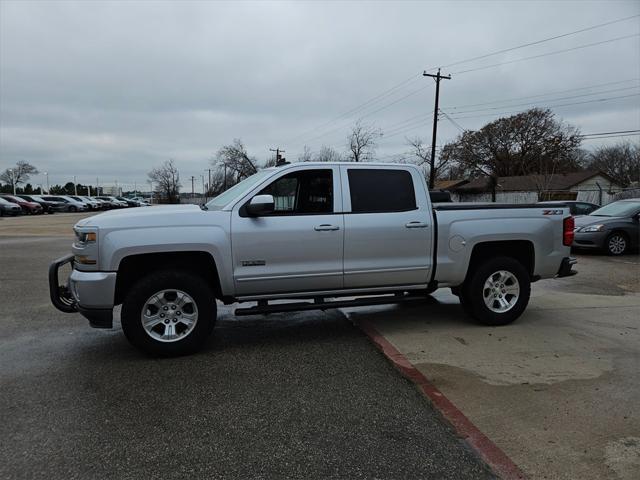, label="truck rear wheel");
[461,256,530,326]
[121,270,216,356]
